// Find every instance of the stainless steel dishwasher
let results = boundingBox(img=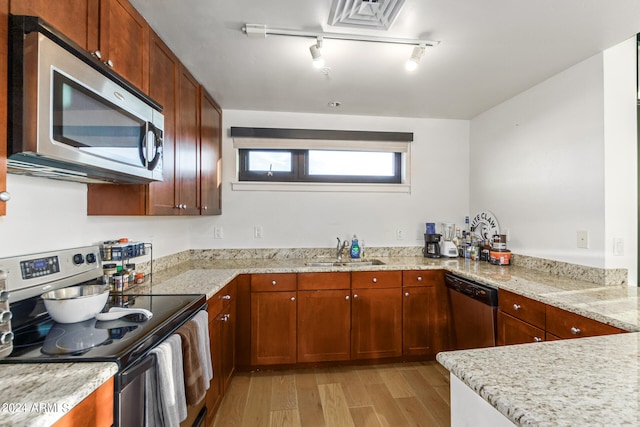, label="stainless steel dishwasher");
[445,273,499,350]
